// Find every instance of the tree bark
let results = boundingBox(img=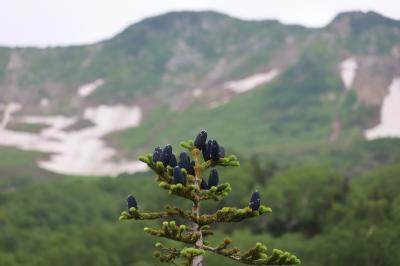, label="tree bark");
[192,203,203,266]
[192,150,203,266]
